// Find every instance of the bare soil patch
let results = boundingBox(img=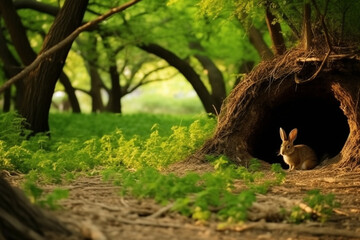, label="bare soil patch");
[5,164,360,240]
